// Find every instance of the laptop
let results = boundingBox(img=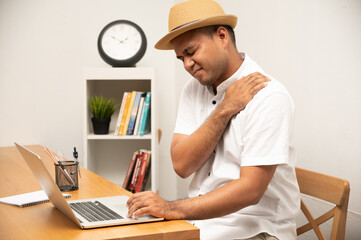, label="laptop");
[15,143,163,229]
